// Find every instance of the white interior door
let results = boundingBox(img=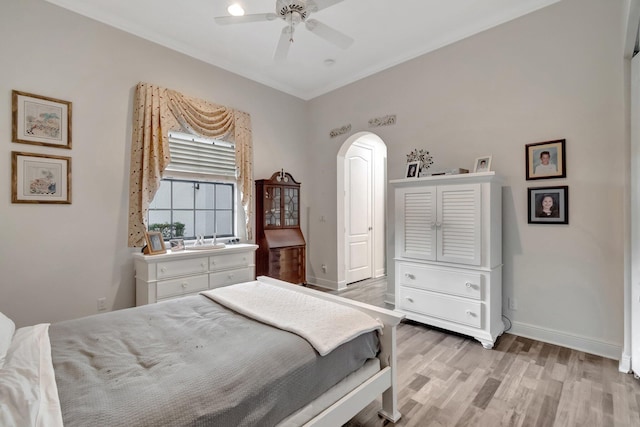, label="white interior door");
[631,52,640,376]
[345,143,373,284]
